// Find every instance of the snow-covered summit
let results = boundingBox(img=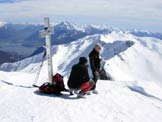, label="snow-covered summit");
[0,70,162,122]
[0,28,162,122]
